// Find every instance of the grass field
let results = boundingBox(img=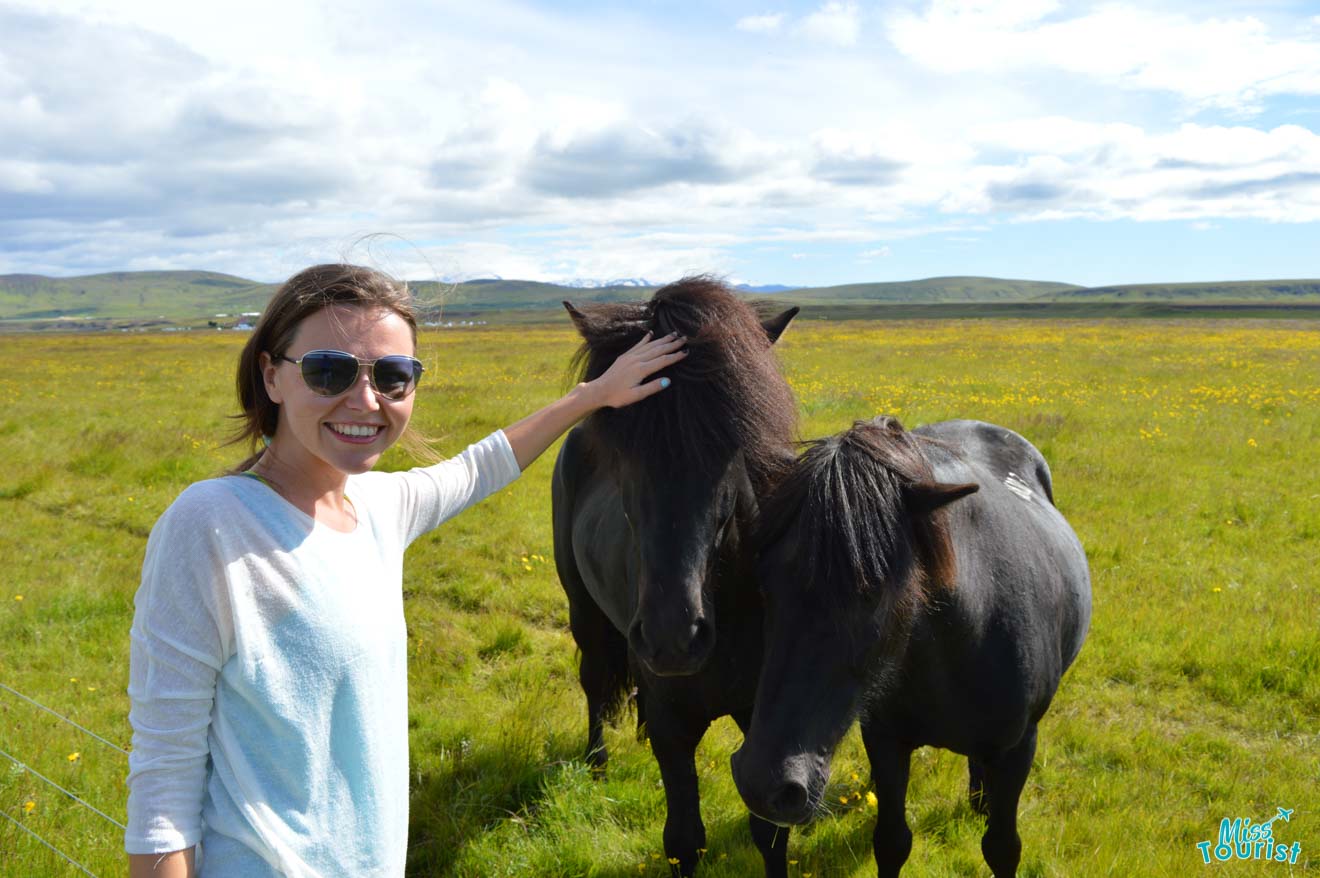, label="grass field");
[0,318,1316,877]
